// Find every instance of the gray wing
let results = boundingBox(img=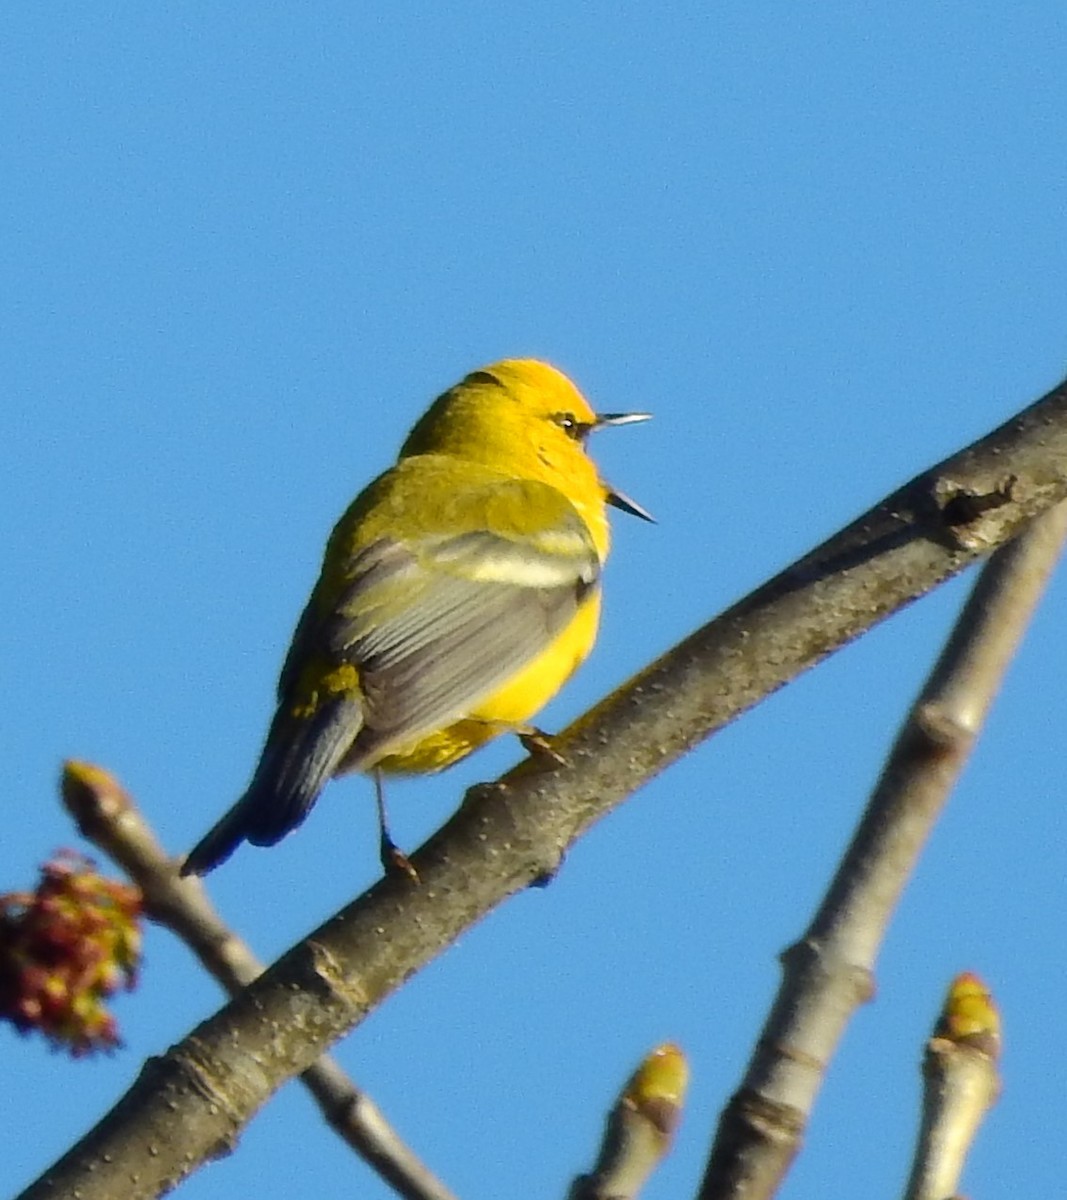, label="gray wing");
[279,514,601,764]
